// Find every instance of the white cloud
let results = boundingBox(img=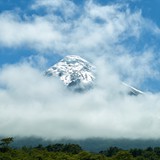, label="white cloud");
[0,62,160,139]
[32,0,77,18]
[108,49,158,85]
[0,12,62,49]
[0,0,150,53]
